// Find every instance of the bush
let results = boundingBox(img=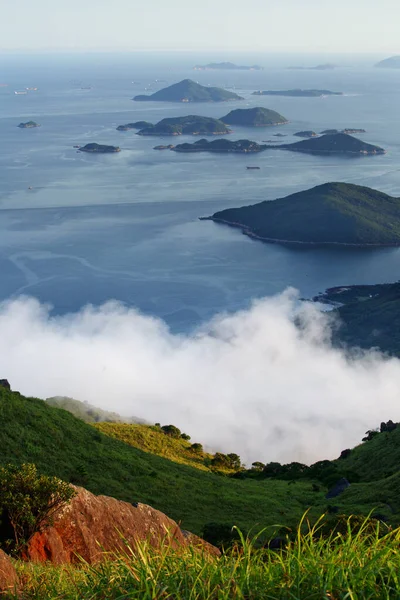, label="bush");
[190,443,203,453]
[161,425,181,438]
[180,433,191,441]
[0,463,76,555]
